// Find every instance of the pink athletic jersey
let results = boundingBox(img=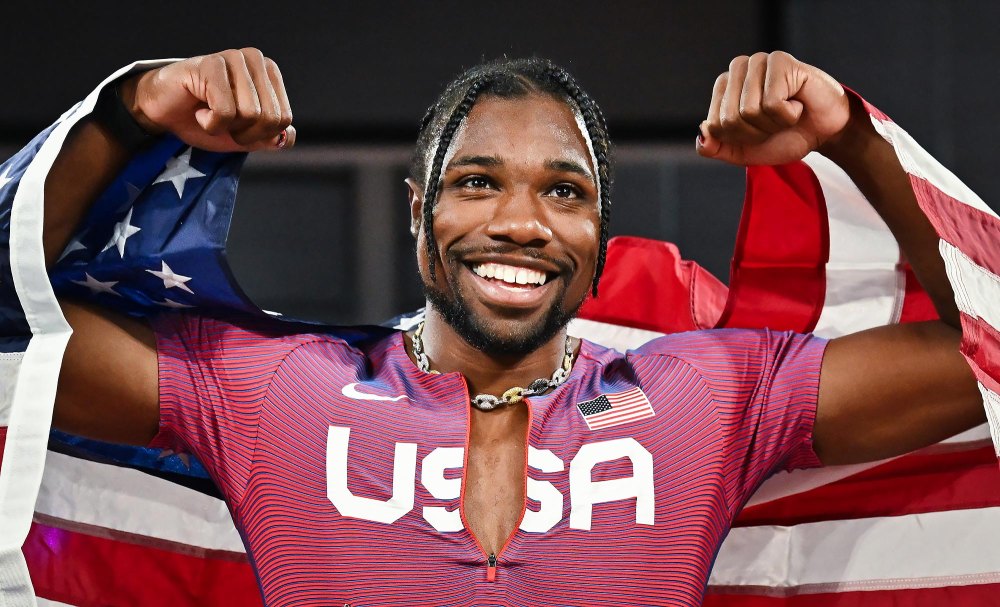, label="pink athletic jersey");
[150,313,826,607]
